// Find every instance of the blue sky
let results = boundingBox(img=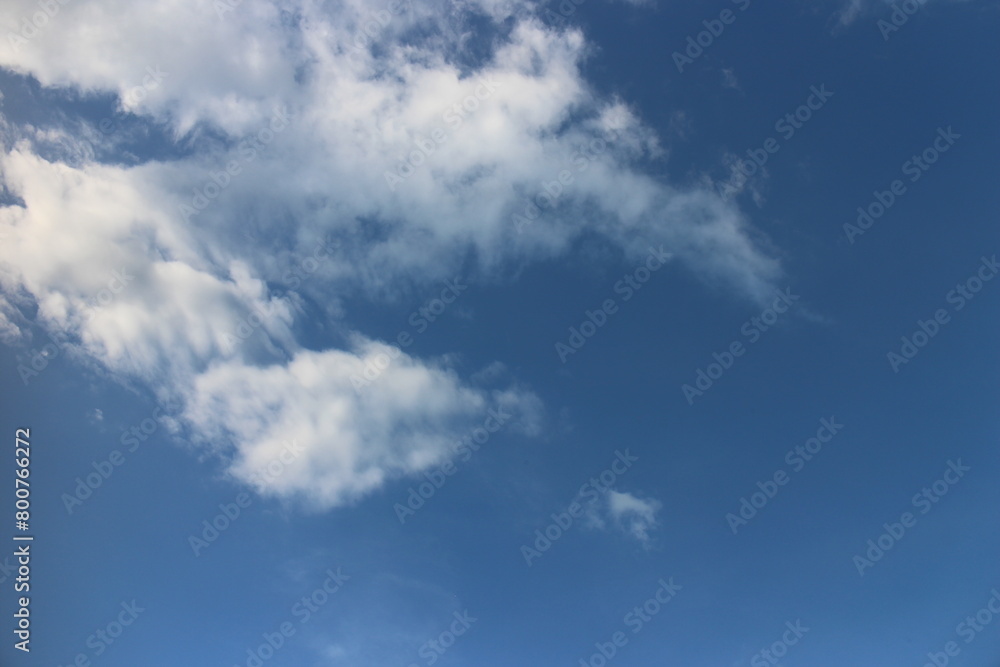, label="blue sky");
[0,0,998,665]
